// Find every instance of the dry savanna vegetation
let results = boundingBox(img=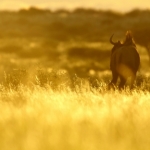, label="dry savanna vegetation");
[1,7,150,150]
